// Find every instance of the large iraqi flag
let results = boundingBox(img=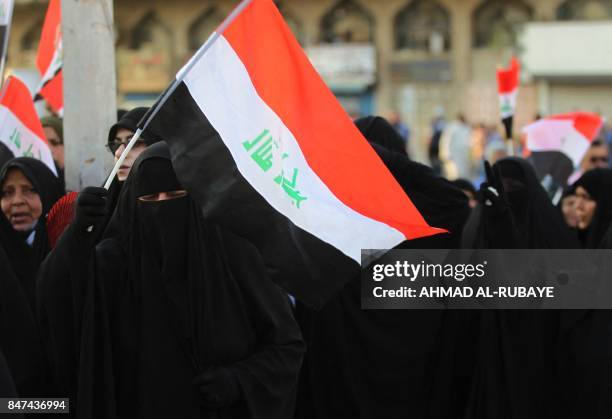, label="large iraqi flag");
[0,76,56,173]
[145,0,444,306]
[35,0,63,115]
